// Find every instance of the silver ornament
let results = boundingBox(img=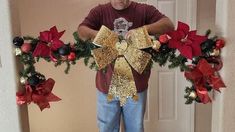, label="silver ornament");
[24,64,30,69]
[20,77,27,84]
[189,91,197,99]
[15,48,22,56]
[210,49,220,56]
